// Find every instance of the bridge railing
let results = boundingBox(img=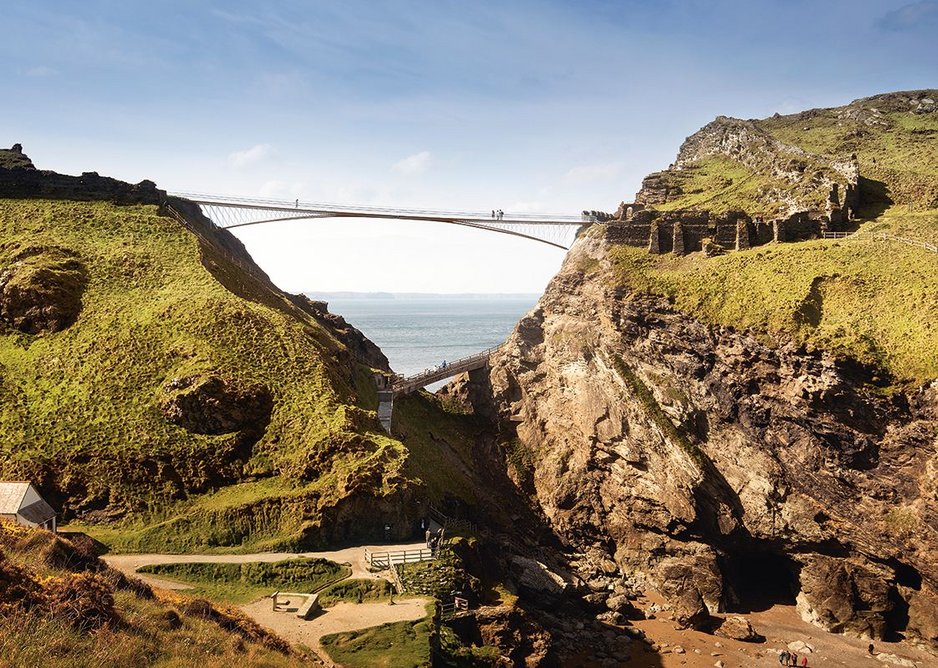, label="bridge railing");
[171,191,585,223]
[392,345,502,393]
